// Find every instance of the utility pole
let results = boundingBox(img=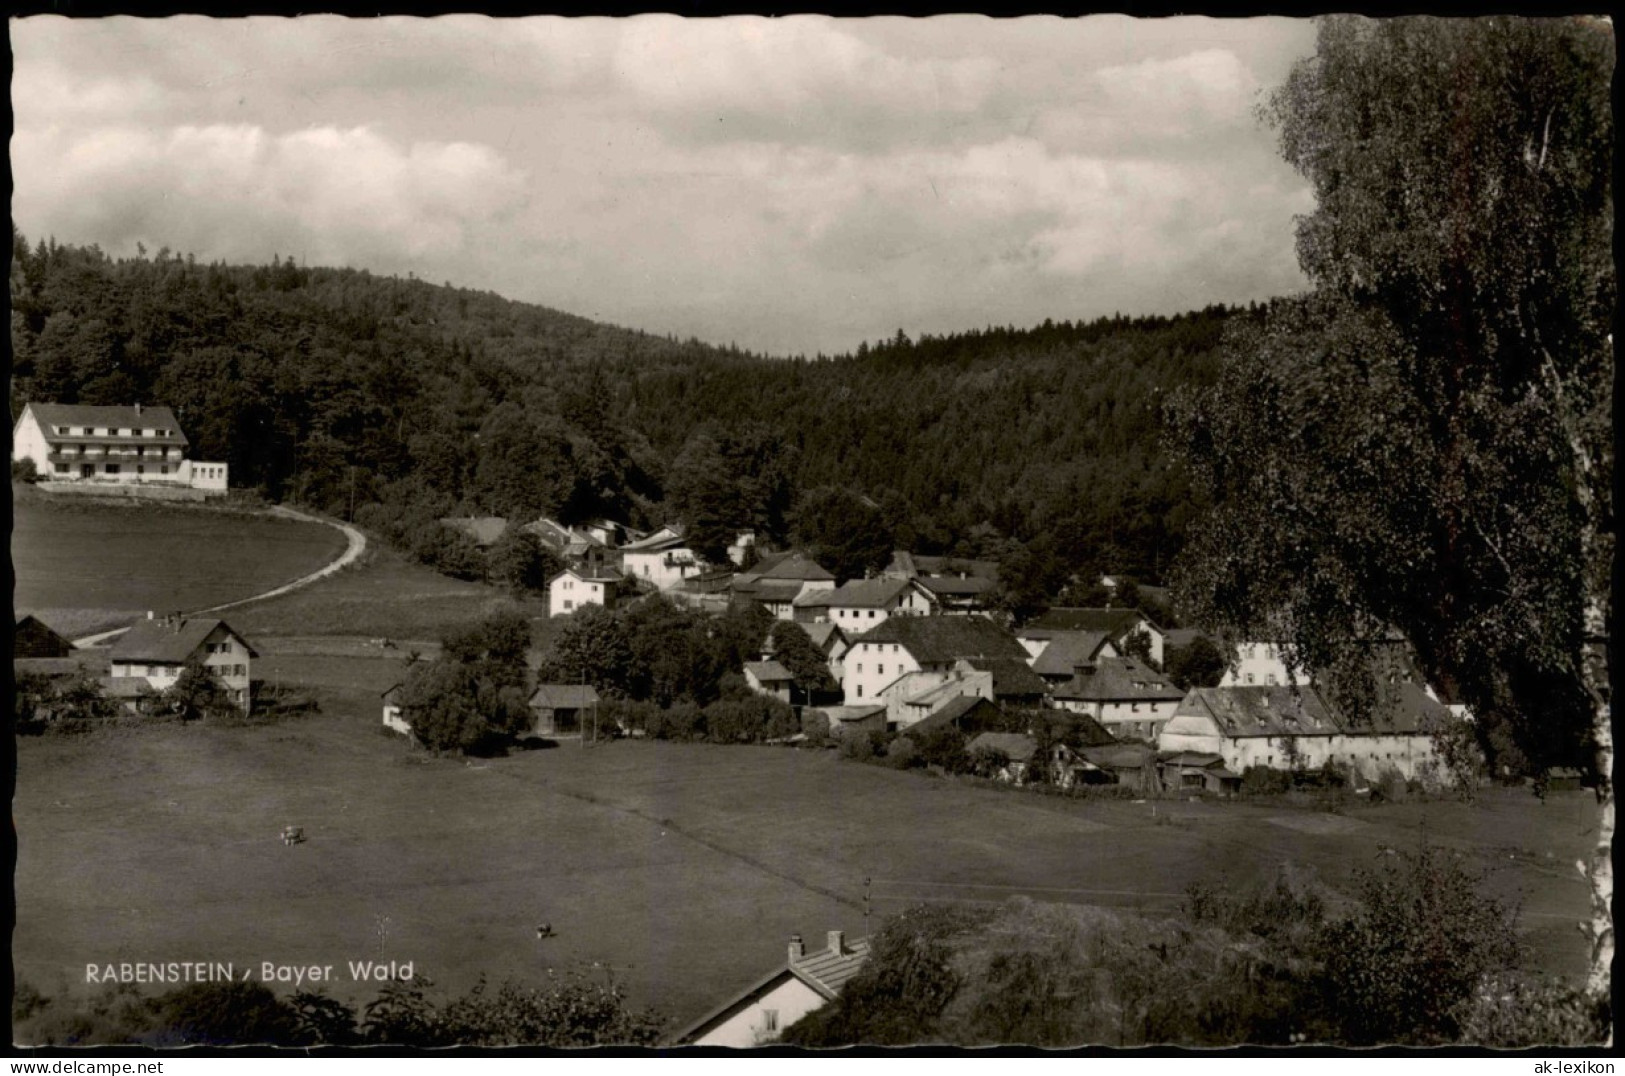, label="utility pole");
[863,876,871,939]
